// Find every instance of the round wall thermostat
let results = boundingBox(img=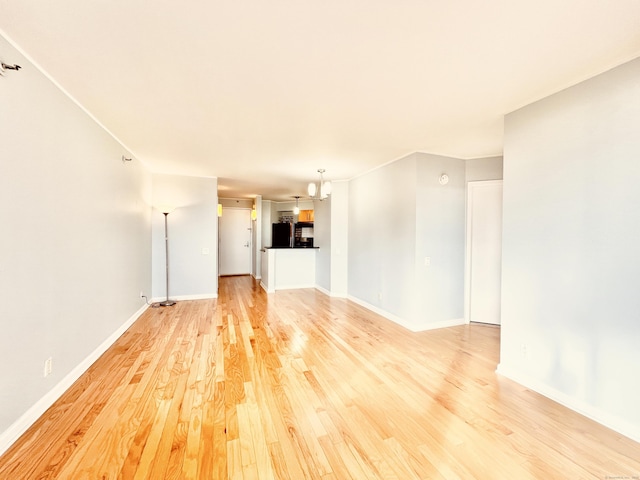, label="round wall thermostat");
[439,174,449,185]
